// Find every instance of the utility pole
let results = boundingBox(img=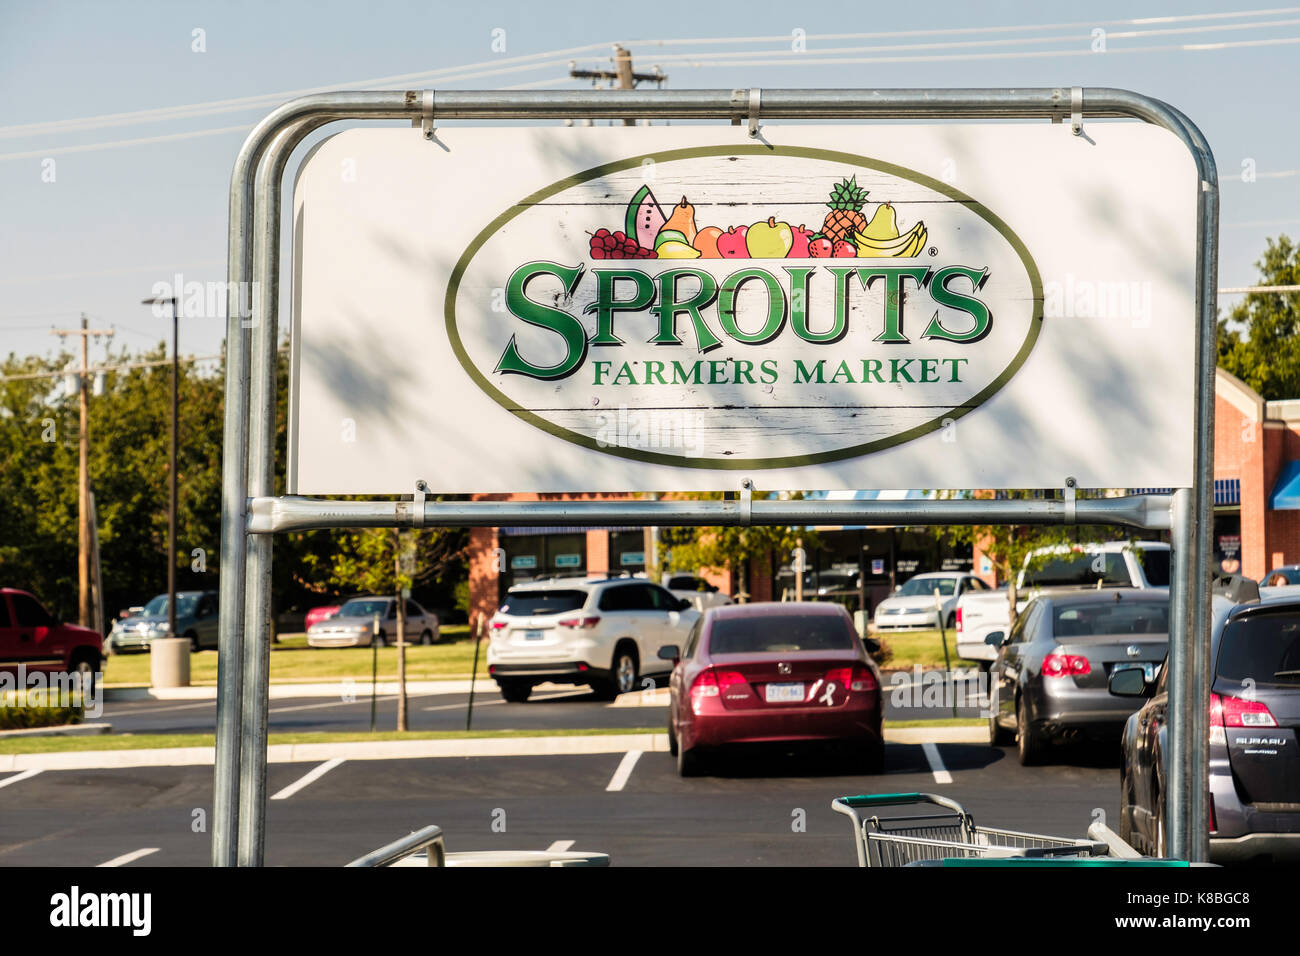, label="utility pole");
[568,44,666,126]
[51,315,113,627]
